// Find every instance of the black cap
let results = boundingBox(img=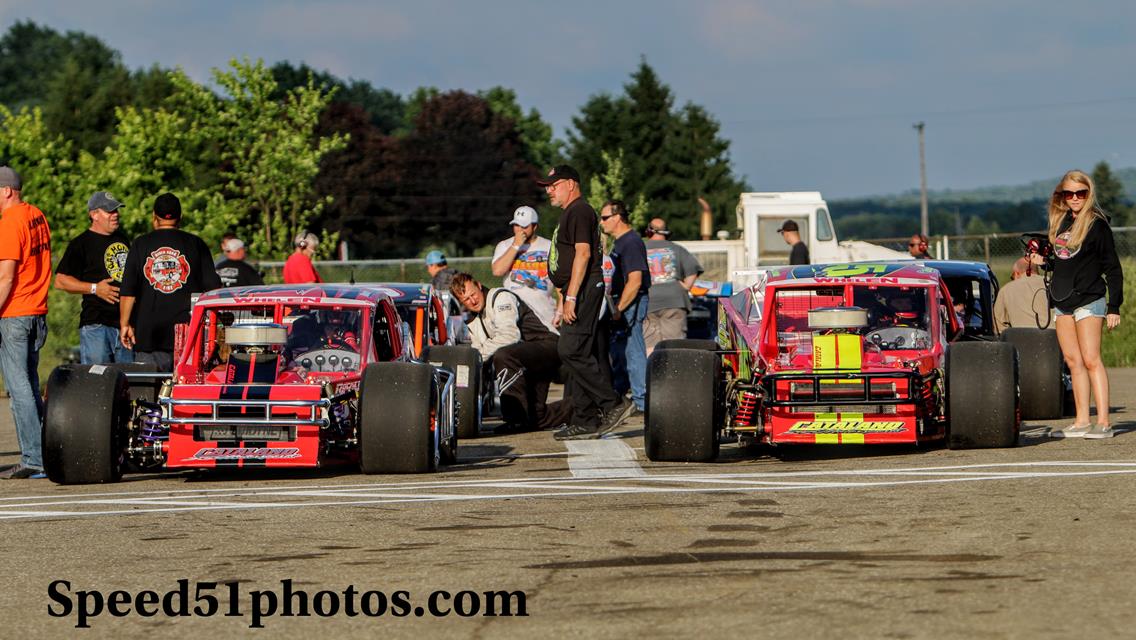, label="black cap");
[536,164,581,185]
[153,192,182,220]
[777,220,799,233]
